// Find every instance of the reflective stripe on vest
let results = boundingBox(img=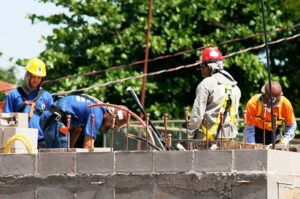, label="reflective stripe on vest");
[255,96,284,128]
[200,84,236,140]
